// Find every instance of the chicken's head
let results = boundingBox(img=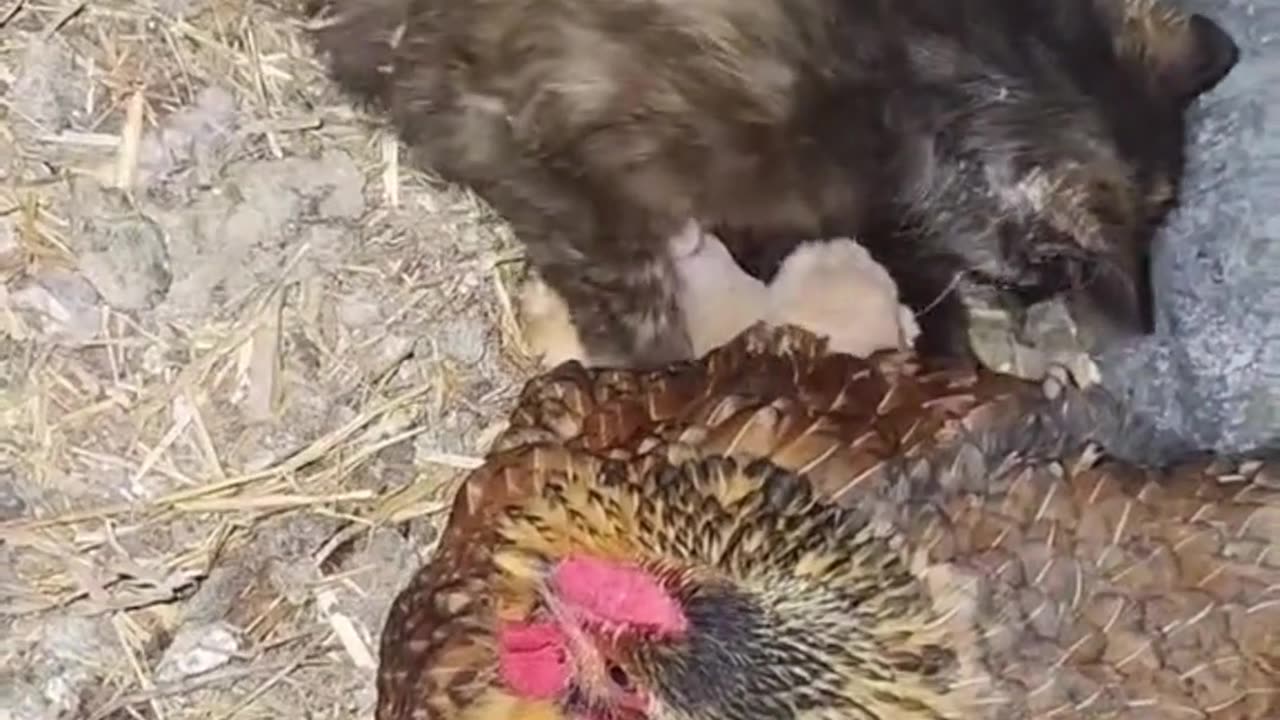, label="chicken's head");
[494,554,686,720]
[376,449,970,720]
